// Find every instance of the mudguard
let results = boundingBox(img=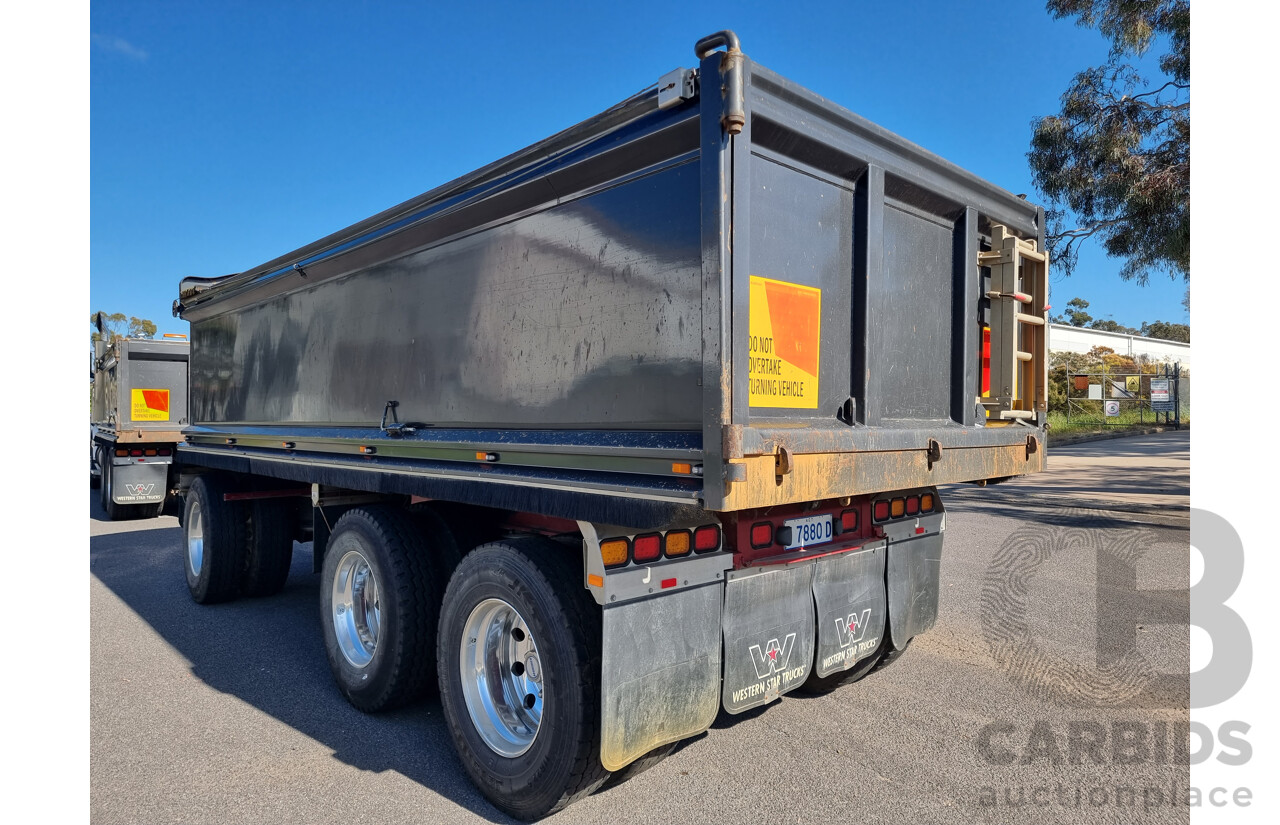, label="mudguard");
[721,565,815,713]
[109,460,169,504]
[811,542,888,677]
[886,530,944,650]
[599,582,722,771]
